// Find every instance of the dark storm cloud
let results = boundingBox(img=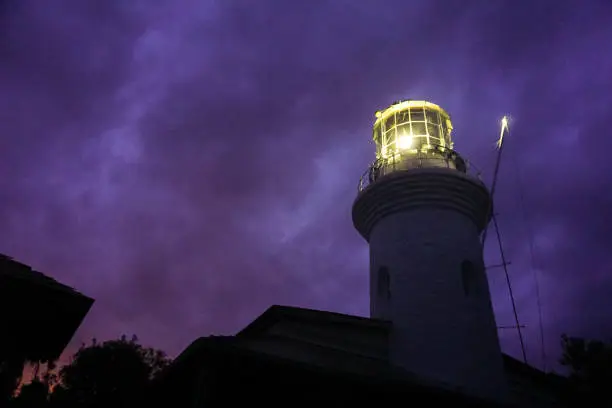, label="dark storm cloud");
[0,0,147,338]
[459,0,612,366]
[2,0,611,371]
